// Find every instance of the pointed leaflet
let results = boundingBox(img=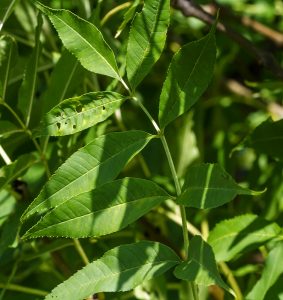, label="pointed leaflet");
[37,92,127,136]
[208,214,282,262]
[0,0,17,31]
[246,242,283,300]
[159,25,216,128]
[18,13,42,127]
[22,131,154,220]
[174,236,232,294]
[245,118,283,161]
[126,0,170,89]
[35,2,120,80]
[23,178,172,239]
[177,163,262,209]
[45,241,180,300]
